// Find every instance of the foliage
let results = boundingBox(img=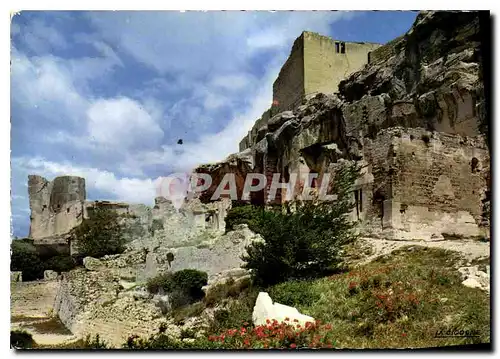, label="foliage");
[42,255,77,273]
[146,269,208,310]
[10,239,44,281]
[242,162,361,286]
[146,272,175,294]
[171,269,208,301]
[269,280,320,307]
[11,330,35,349]
[206,319,337,349]
[72,206,126,259]
[224,205,263,233]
